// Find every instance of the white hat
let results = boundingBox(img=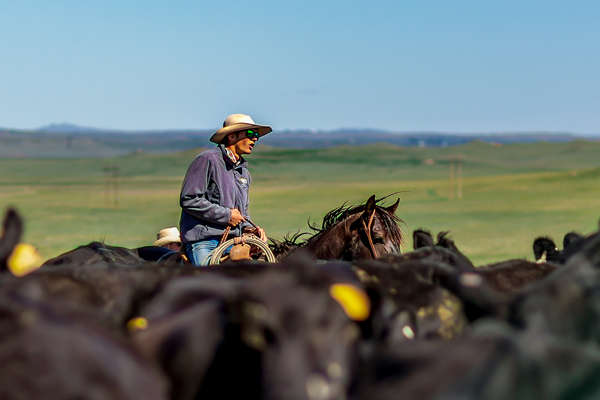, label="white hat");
[154,227,181,247]
[210,113,272,144]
